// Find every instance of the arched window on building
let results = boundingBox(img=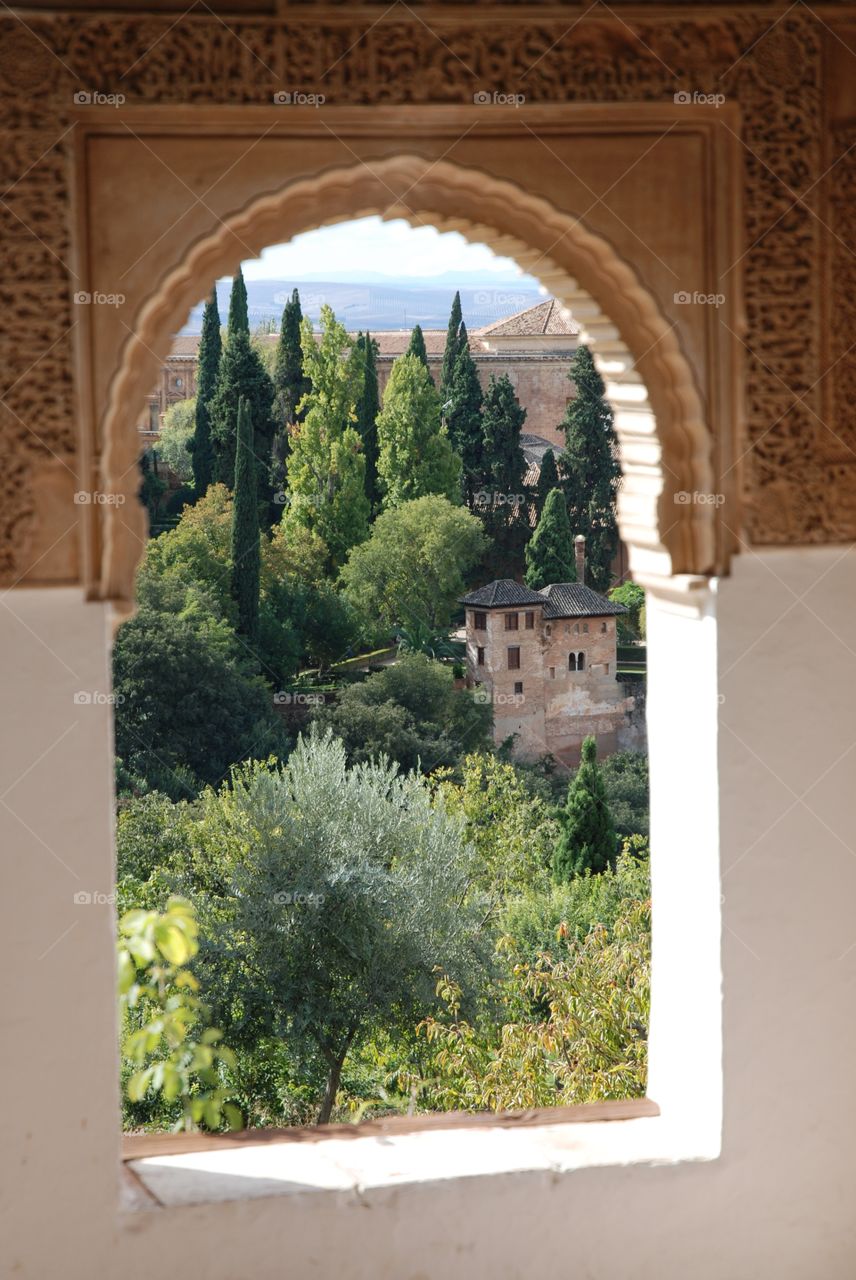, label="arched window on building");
[568,652,577,671]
